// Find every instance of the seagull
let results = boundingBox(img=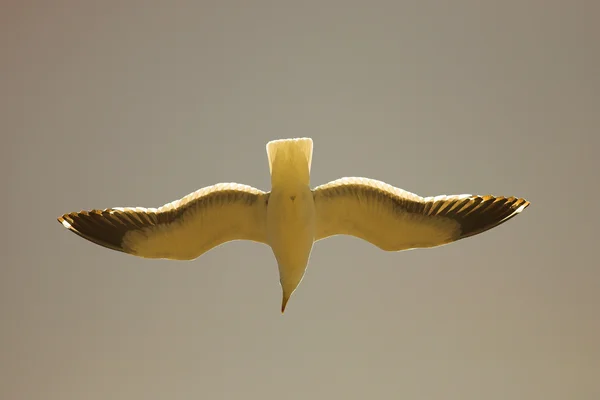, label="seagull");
[57,137,530,313]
